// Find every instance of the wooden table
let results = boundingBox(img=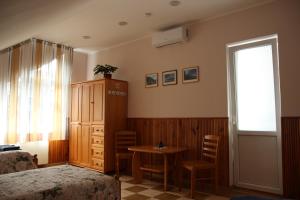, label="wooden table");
[128,145,187,191]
